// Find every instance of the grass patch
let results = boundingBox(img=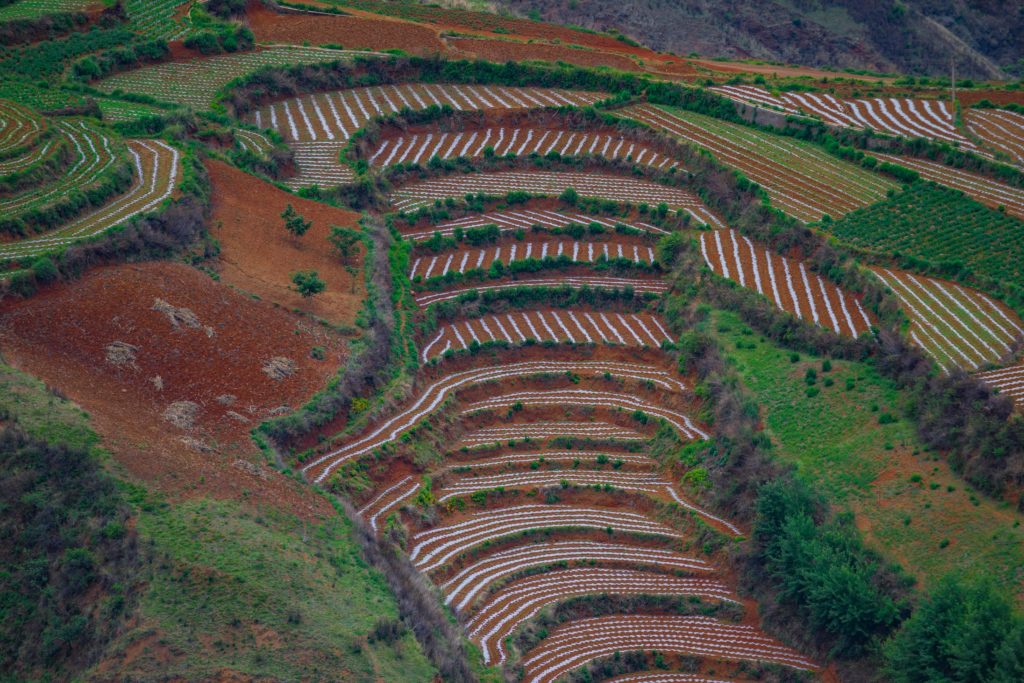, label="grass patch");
[118,496,436,681]
[713,310,1024,597]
